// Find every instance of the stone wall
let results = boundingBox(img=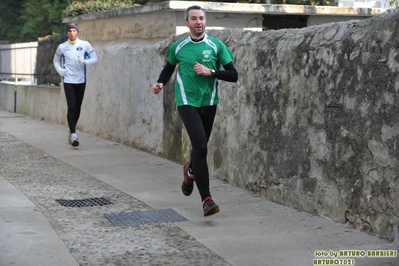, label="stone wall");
[78,11,399,241]
[208,12,399,241]
[1,10,398,241]
[37,37,67,85]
